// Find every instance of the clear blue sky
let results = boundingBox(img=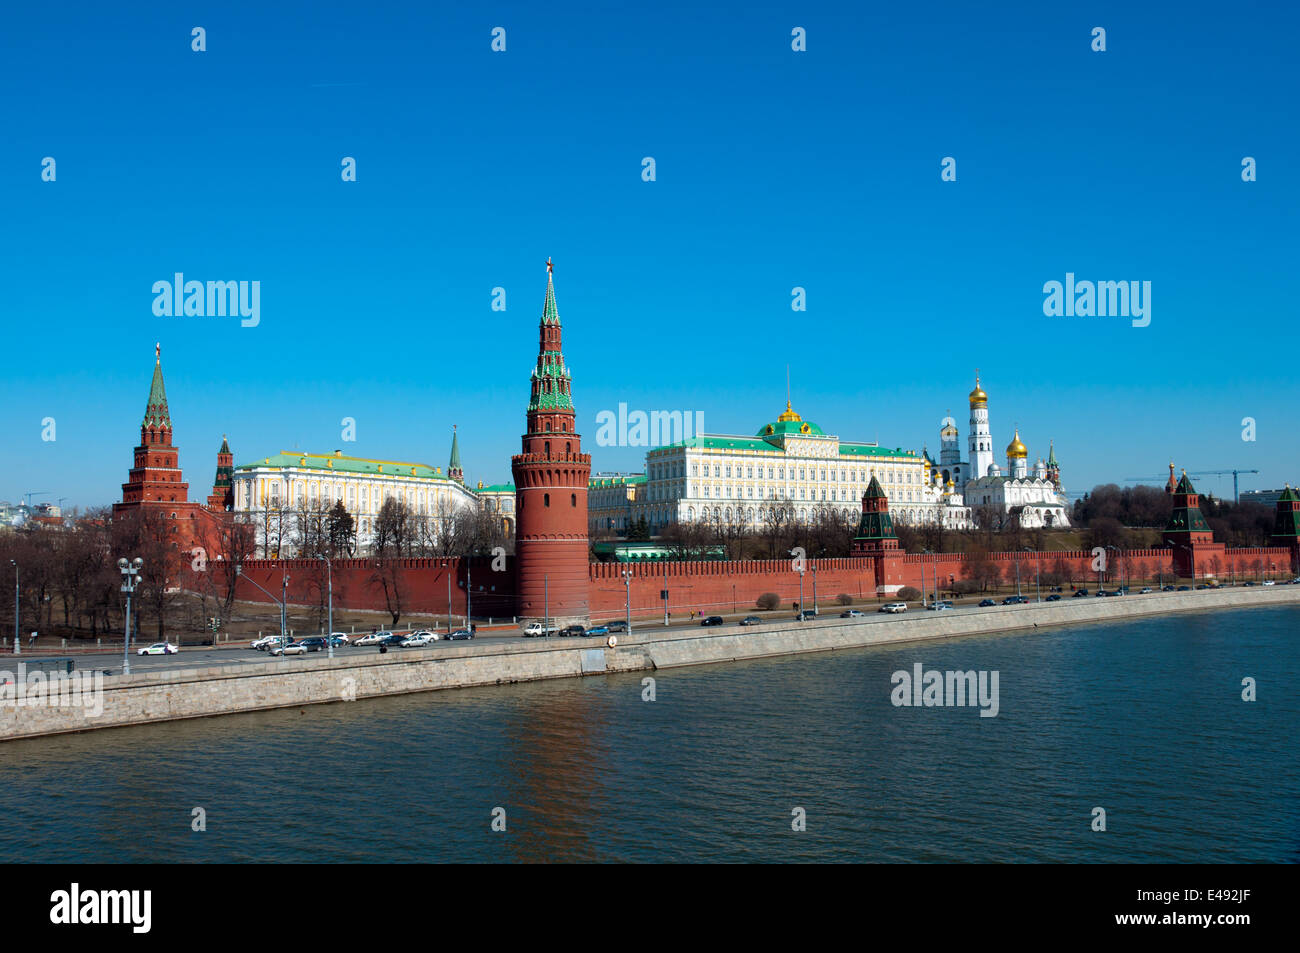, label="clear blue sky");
[2,0,1296,509]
